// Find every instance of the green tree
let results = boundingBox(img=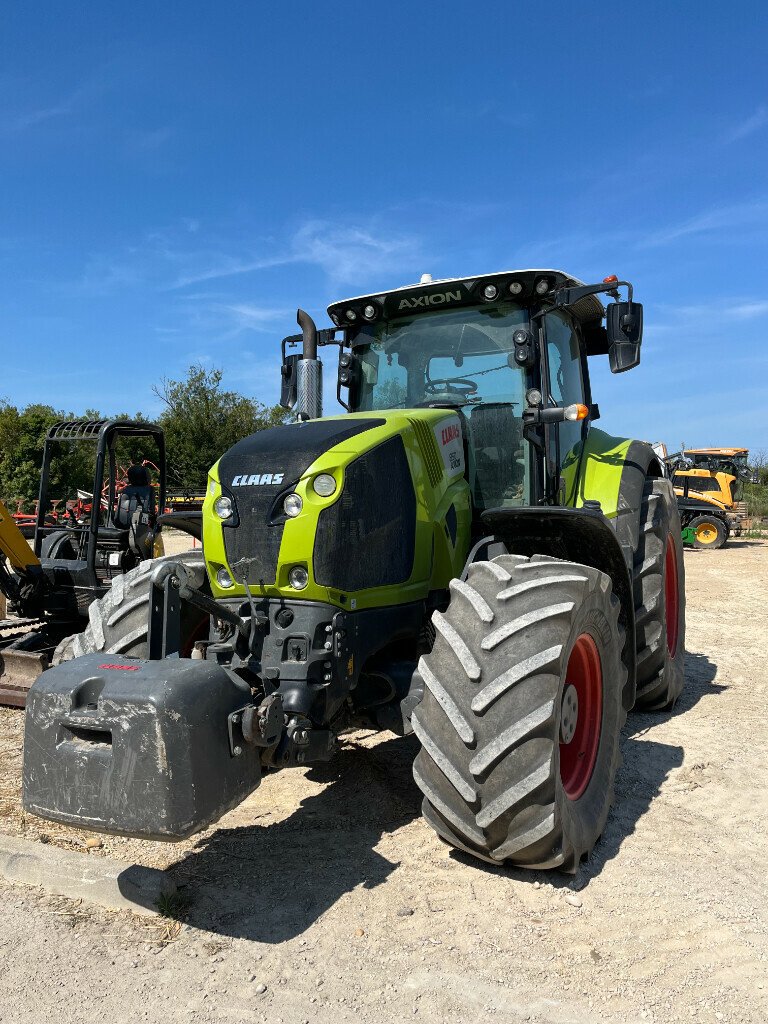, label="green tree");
[0,402,98,507]
[154,364,288,492]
